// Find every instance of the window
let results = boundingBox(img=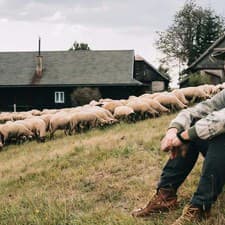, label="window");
[152,81,165,92]
[54,92,65,103]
